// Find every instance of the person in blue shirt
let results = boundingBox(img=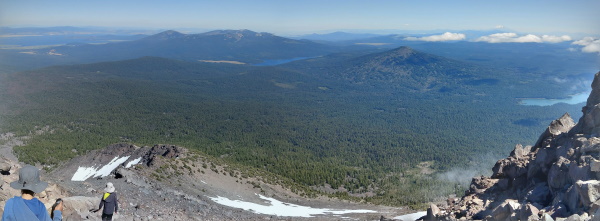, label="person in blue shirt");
[1,165,63,221]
